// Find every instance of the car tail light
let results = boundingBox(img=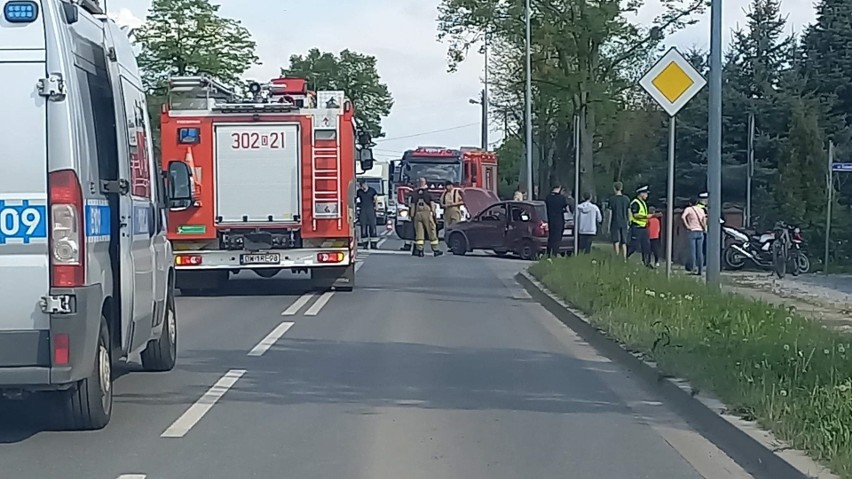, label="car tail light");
[49,170,85,288]
[533,220,549,237]
[53,333,69,366]
[317,251,345,263]
[175,254,202,266]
